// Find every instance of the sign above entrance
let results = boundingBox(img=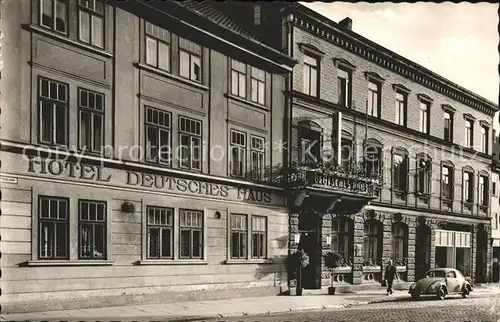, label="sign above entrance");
[22,156,283,206]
